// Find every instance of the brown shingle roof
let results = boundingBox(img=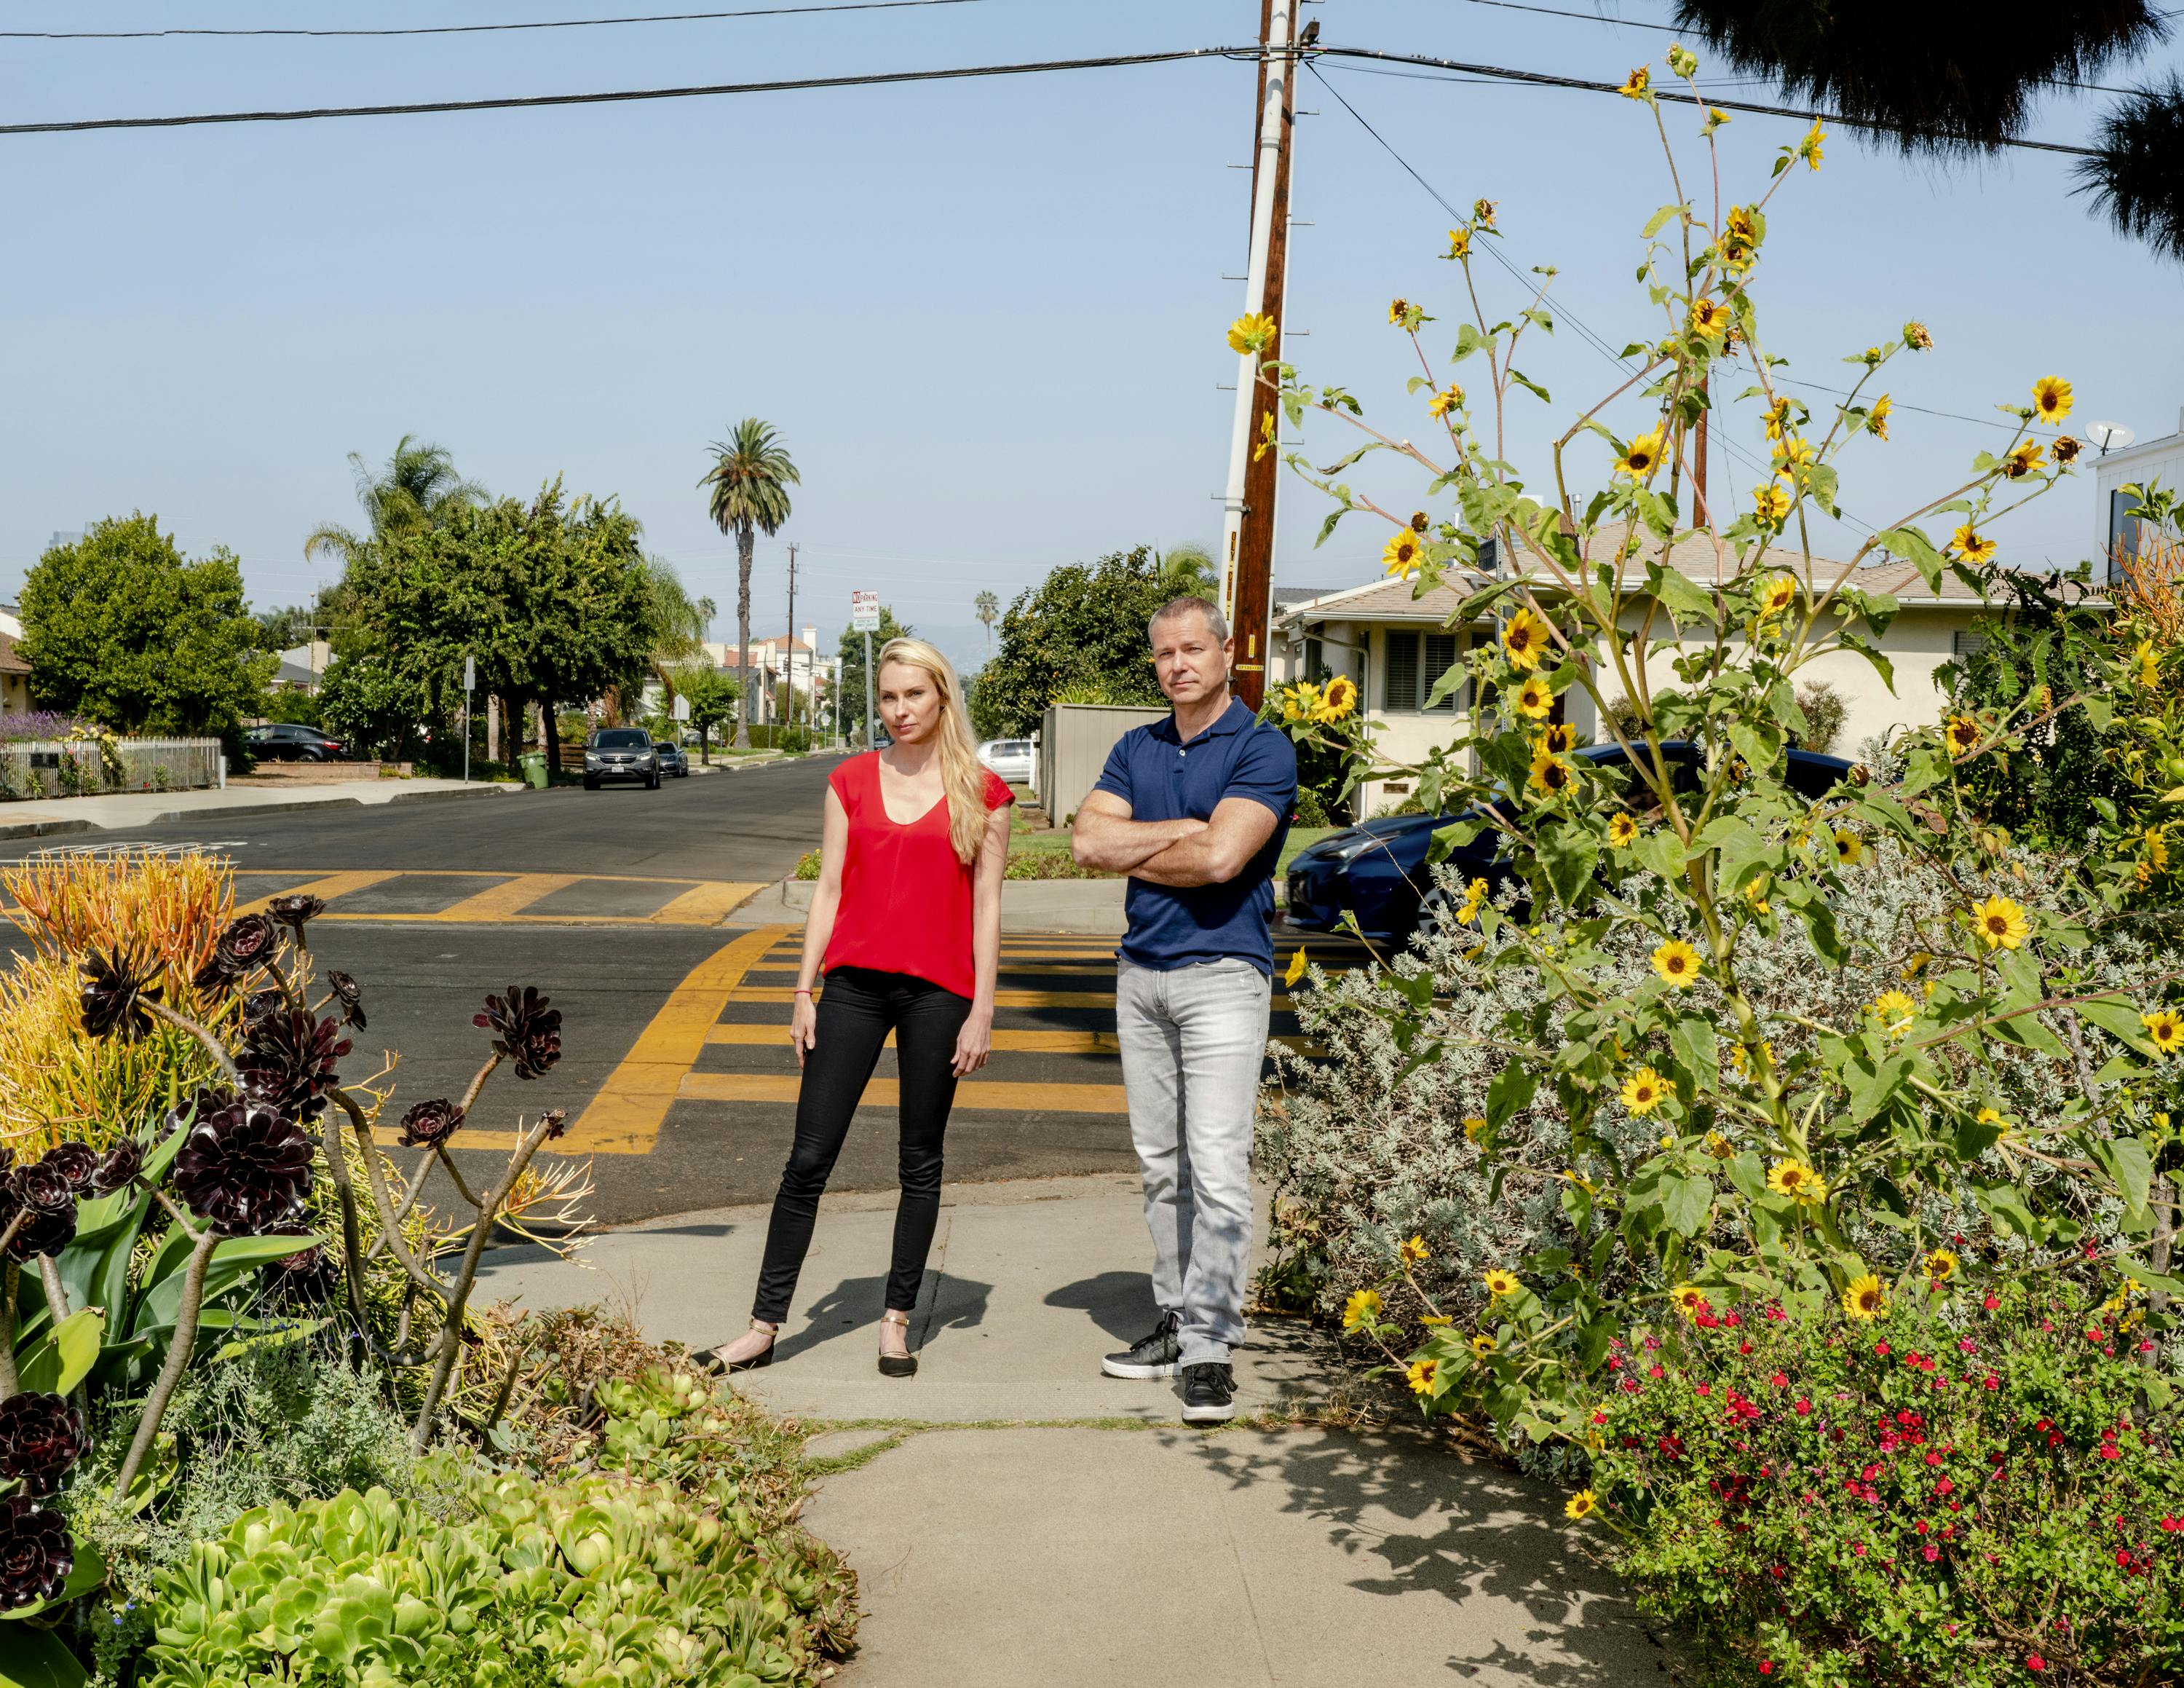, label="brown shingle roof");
[0,632,30,676]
